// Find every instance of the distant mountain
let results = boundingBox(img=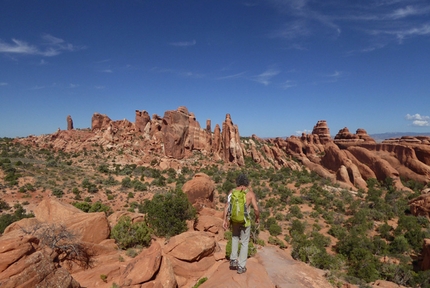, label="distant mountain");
[370,132,430,142]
